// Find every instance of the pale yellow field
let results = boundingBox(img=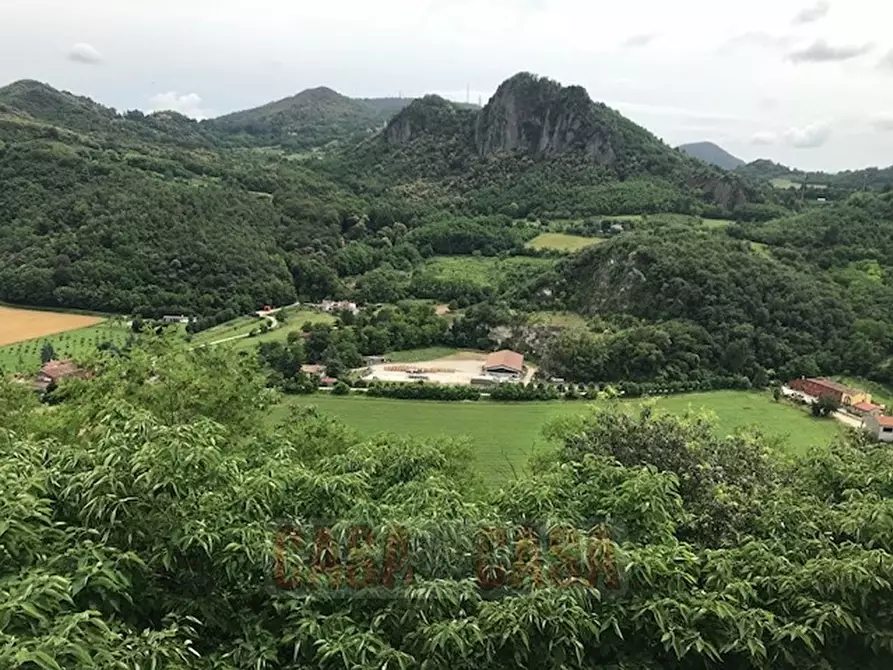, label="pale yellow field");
[0,306,104,346]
